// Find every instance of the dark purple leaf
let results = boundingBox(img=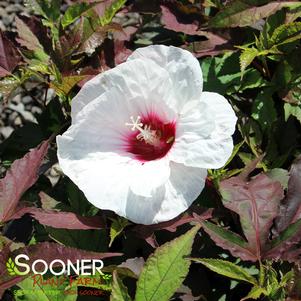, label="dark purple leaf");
[10,206,105,230]
[160,5,199,35]
[15,16,43,53]
[209,1,301,28]
[274,156,301,234]
[133,208,212,247]
[0,140,49,223]
[220,173,283,259]
[0,31,21,77]
[263,219,301,260]
[201,221,258,262]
